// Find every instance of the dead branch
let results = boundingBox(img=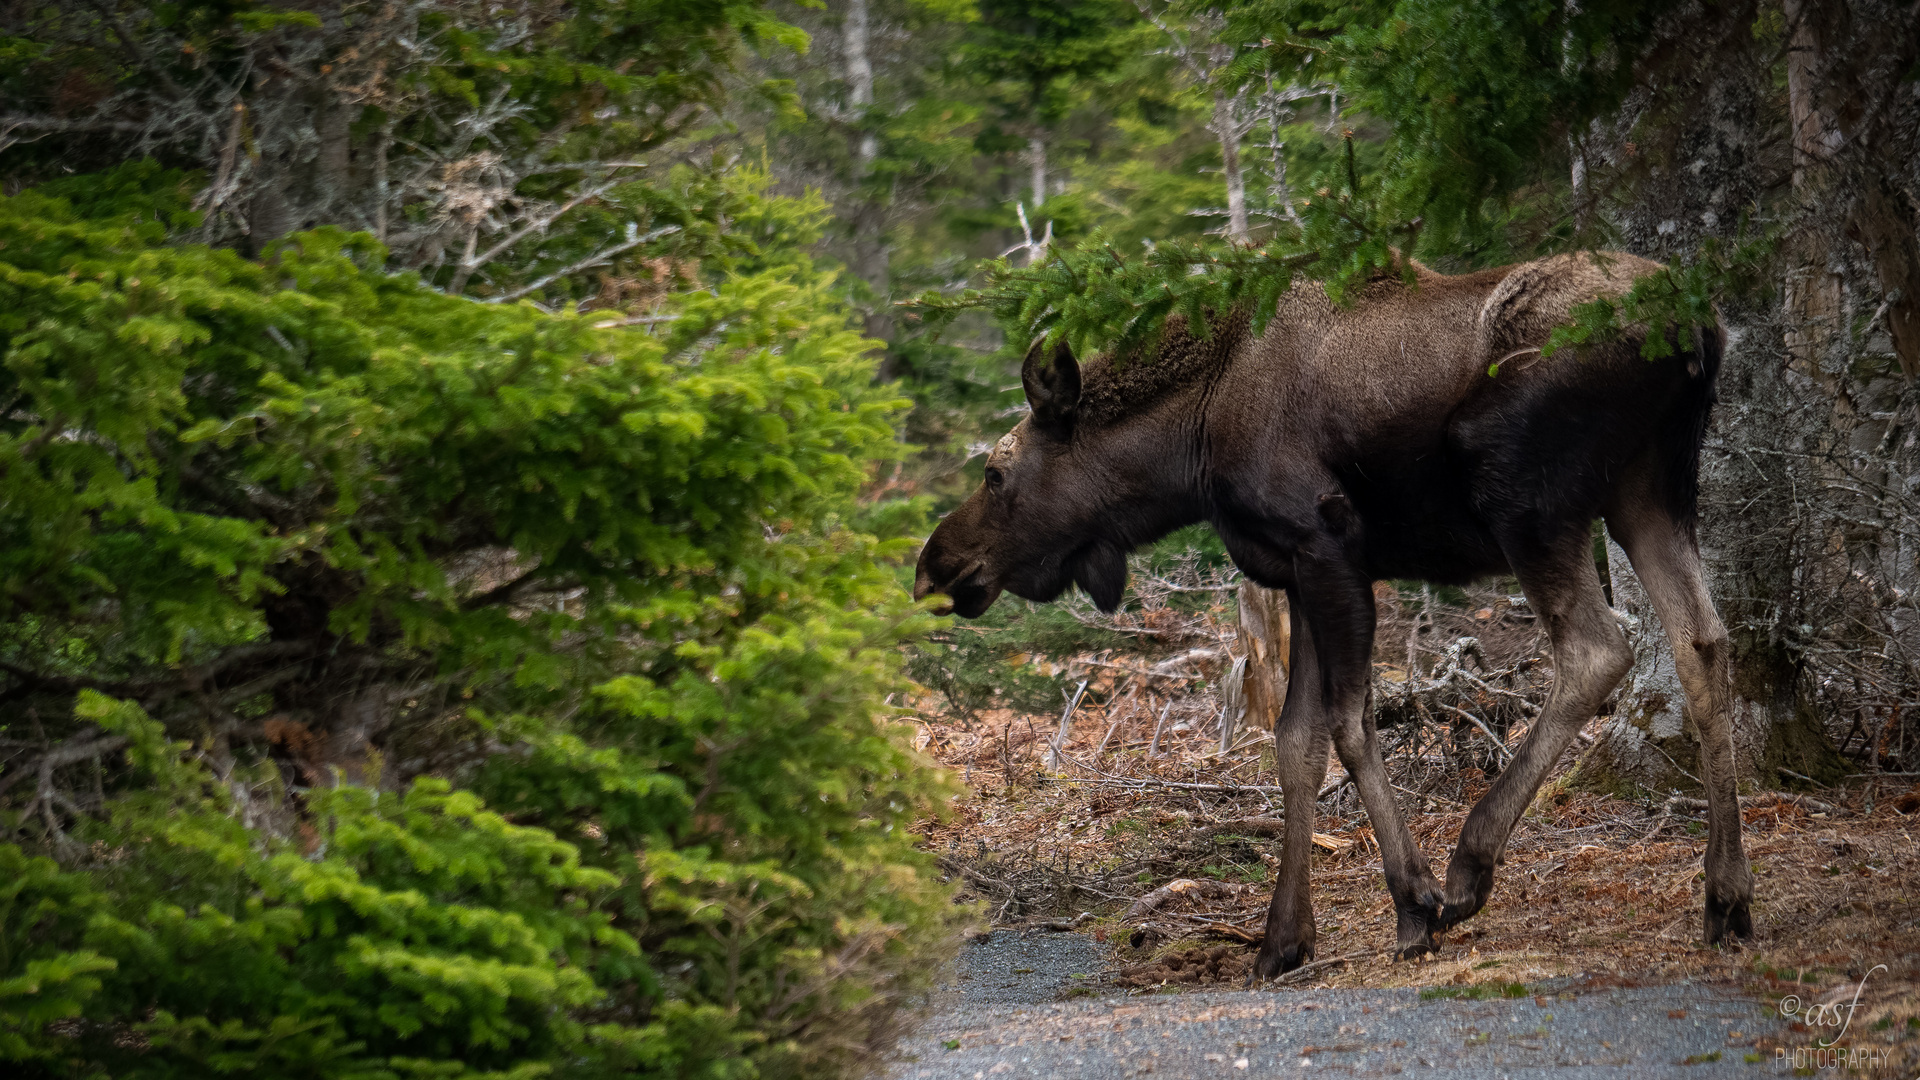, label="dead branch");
[1264,951,1373,986]
[0,733,131,801]
[1201,816,1285,837]
[1125,877,1237,921]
